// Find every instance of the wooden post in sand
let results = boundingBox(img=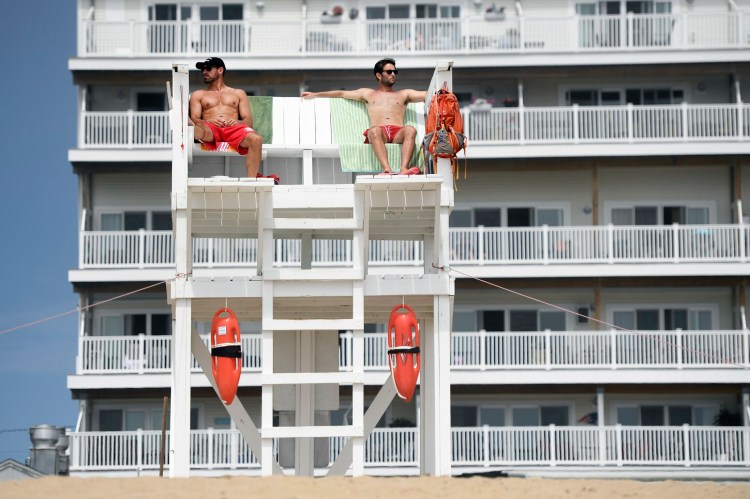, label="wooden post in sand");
[159,395,168,477]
